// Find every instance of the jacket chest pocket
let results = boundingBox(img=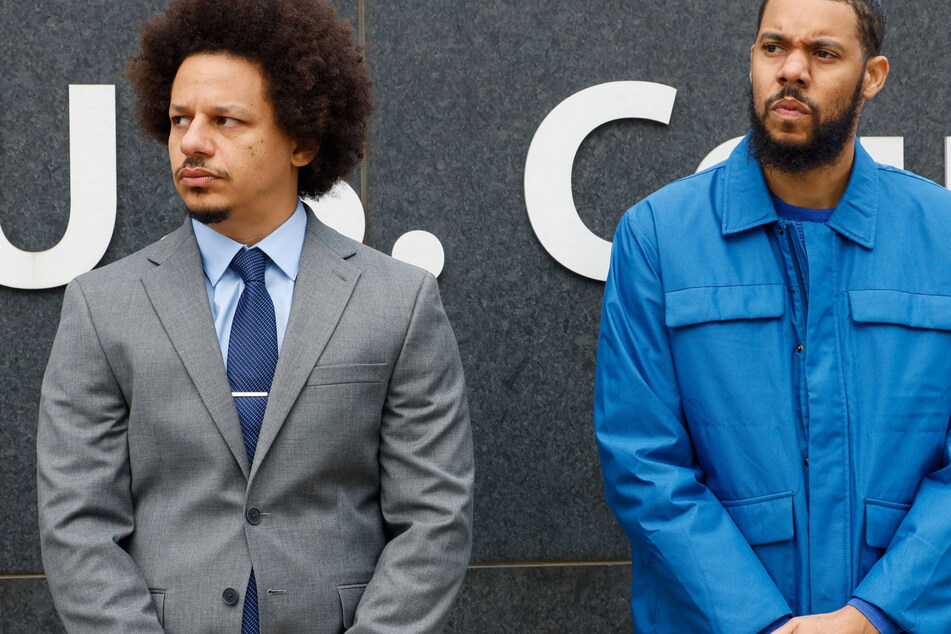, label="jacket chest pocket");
[664,284,788,428]
[847,290,951,433]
